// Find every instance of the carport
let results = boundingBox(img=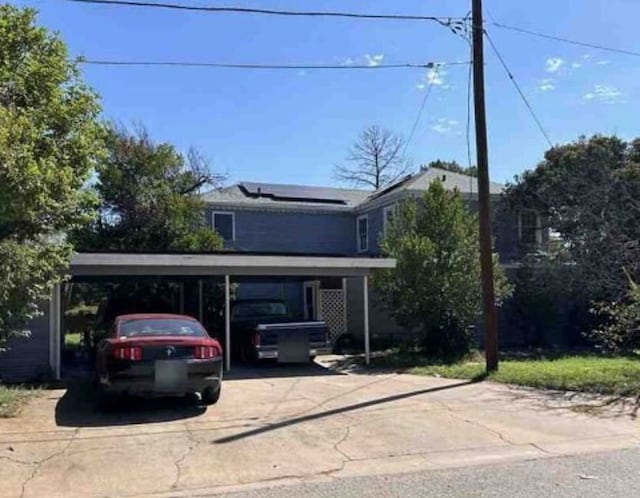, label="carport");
[48,252,396,379]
